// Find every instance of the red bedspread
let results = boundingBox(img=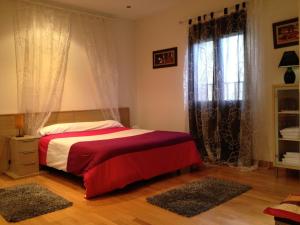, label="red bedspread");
[39,127,128,166]
[39,128,202,198]
[68,130,194,175]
